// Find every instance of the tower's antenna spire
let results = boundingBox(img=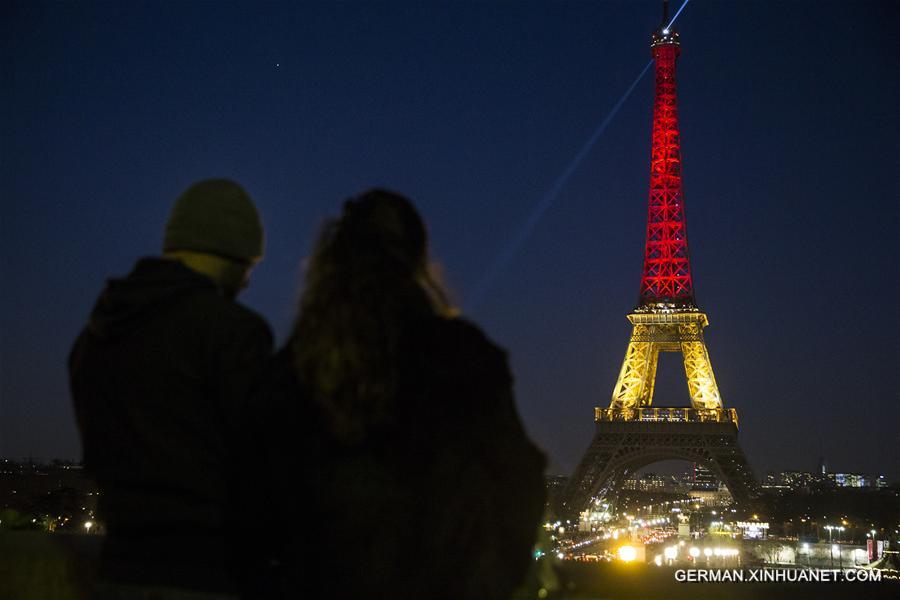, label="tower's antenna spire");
[662,0,670,25]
